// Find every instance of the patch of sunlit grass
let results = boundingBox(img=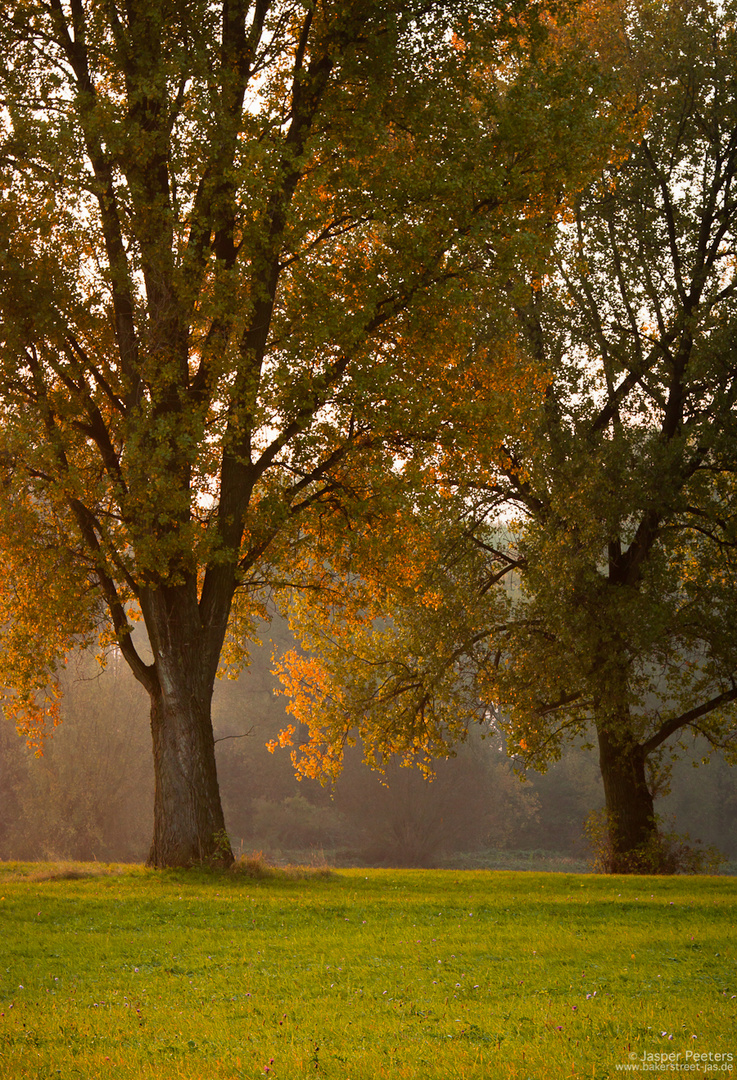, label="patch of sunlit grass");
[0,866,734,1077]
